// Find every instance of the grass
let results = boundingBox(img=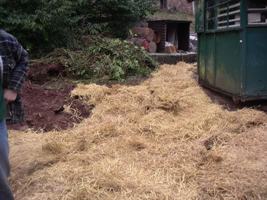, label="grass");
[9,62,267,200]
